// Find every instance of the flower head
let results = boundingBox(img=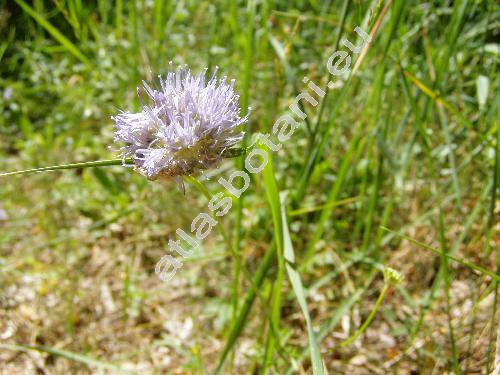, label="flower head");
[113,64,248,180]
[383,266,403,285]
